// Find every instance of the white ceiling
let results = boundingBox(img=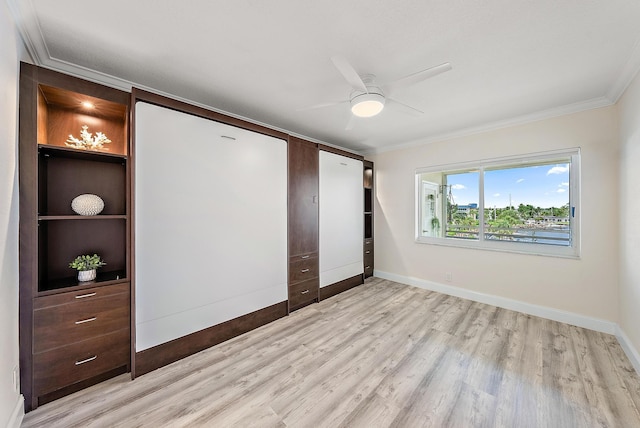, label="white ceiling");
[9,0,640,154]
